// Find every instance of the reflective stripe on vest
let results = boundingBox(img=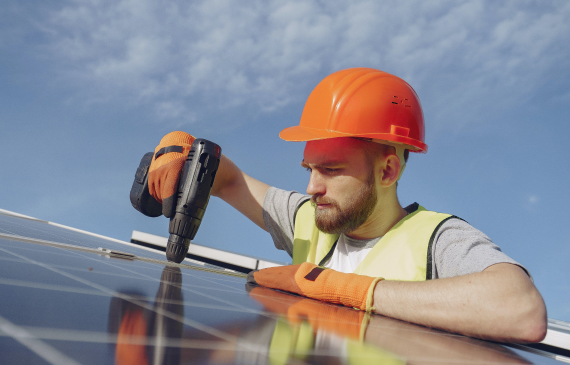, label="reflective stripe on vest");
[292,202,454,281]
